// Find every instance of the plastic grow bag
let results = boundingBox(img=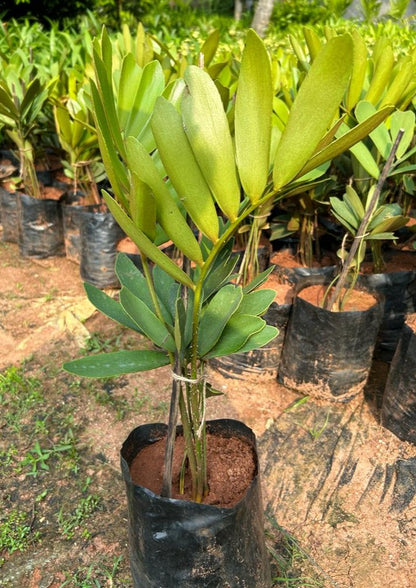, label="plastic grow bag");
[79,209,124,289]
[62,199,97,263]
[17,192,64,258]
[381,322,416,444]
[120,419,271,588]
[359,264,416,362]
[278,280,384,401]
[0,187,18,243]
